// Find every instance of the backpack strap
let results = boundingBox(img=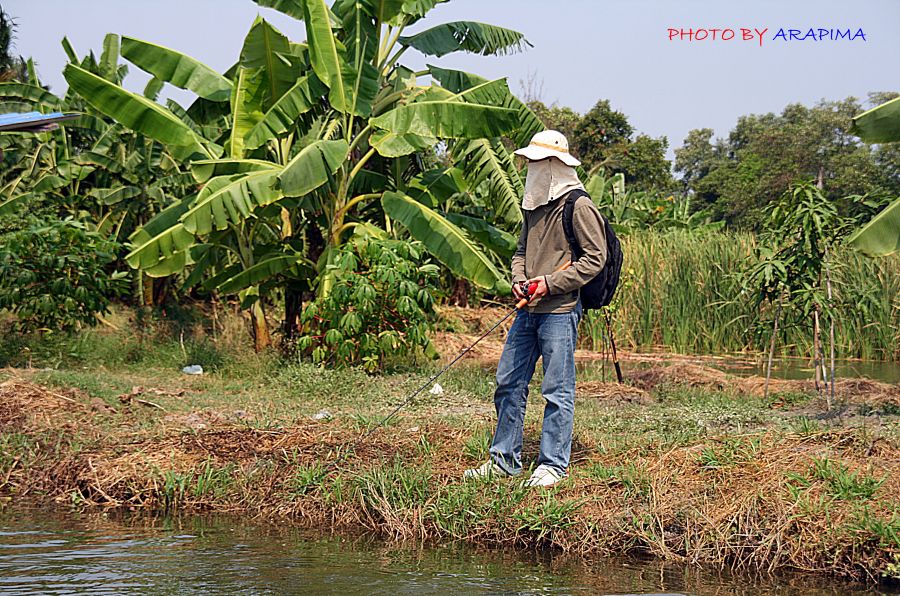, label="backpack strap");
[561,189,590,261]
